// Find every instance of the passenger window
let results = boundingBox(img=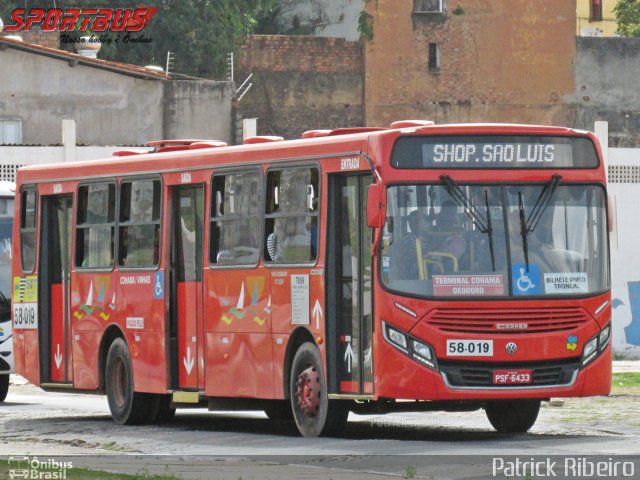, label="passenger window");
[264,167,319,264]
[76,183,116,269]
[118,179,161,268]
[210,171,261,265]
[19,188,37,272]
